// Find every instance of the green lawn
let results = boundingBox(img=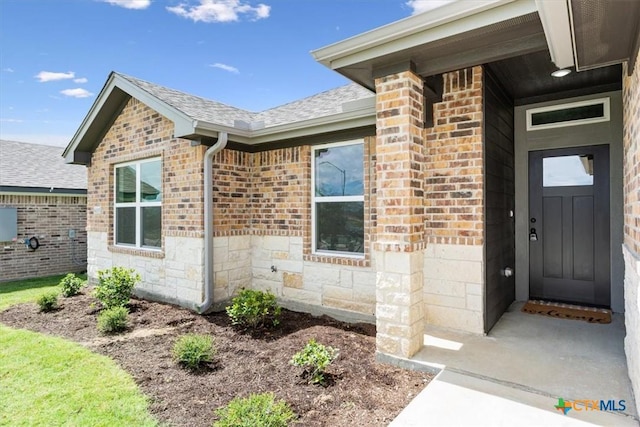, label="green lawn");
[0,275,158,426]
[0,274,73,311]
